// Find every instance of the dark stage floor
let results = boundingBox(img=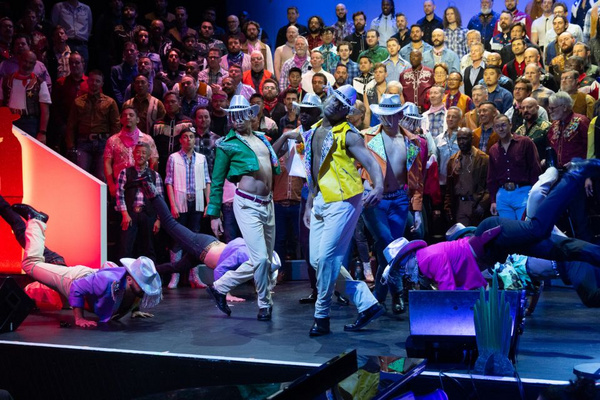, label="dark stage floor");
[3,280,599,383]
